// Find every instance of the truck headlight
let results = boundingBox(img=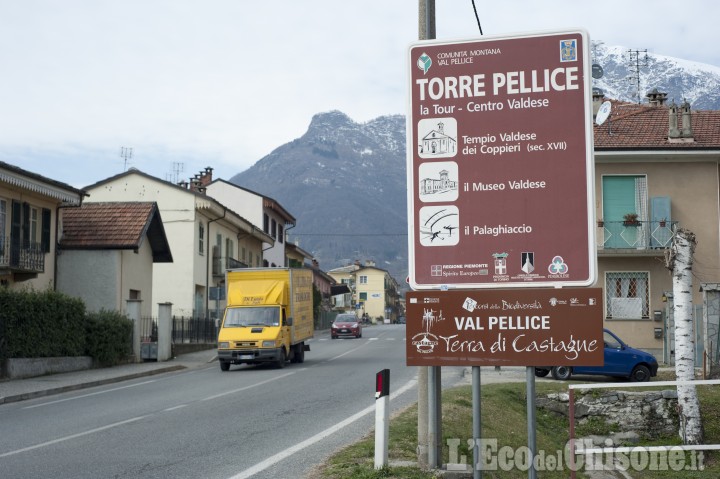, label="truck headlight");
[218,342,229,349]
[262,340,277,348]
